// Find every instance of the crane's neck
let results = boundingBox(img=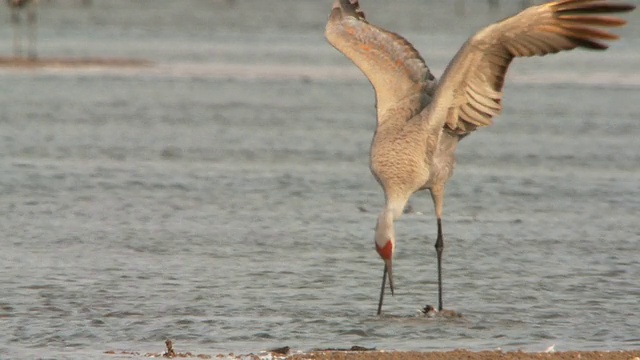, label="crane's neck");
[375,210,394,251]
[376,91,431,126]
[374,198,406,252]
